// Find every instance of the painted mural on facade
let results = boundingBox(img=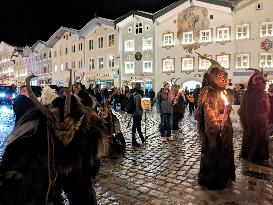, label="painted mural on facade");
[177,6,210,53]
